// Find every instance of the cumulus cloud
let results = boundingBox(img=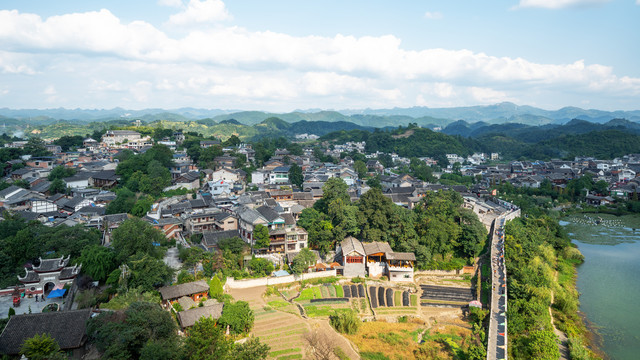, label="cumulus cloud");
[168,0,231,25]
[158,0,183,7]
[424,11,443,19]
[516,0,610,9]
[0,7,637,110]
